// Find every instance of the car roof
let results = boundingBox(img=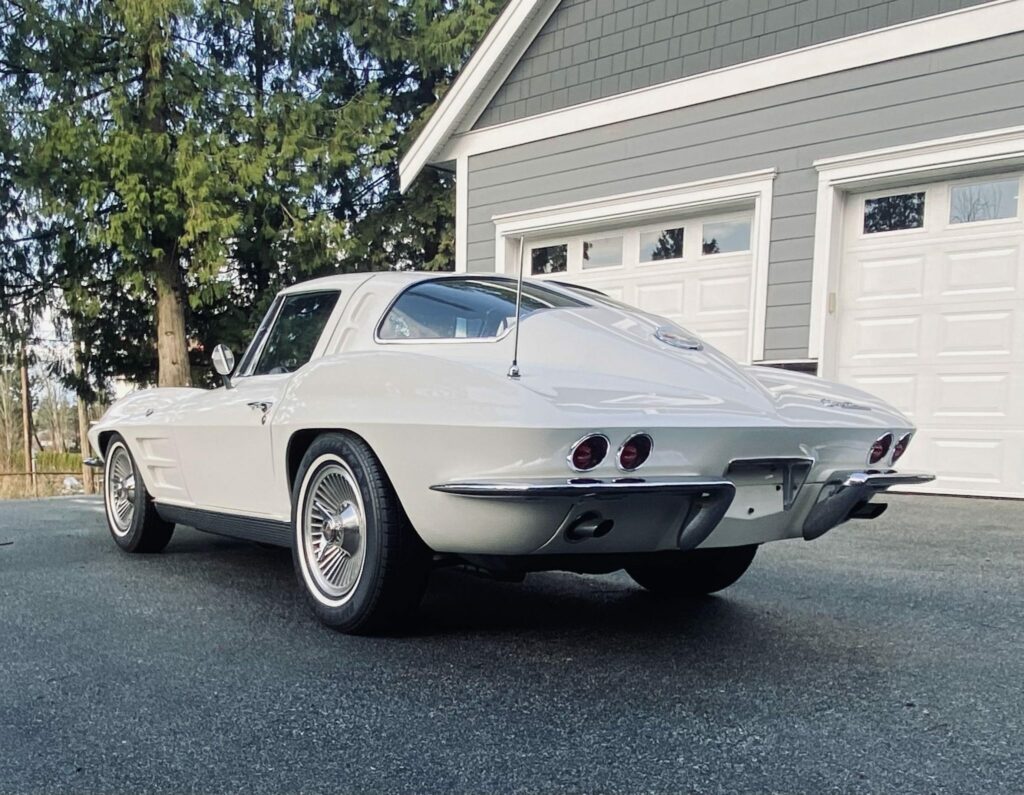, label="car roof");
[276,269,564,295]
[276,270,606,314]
[277,270,415,295]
